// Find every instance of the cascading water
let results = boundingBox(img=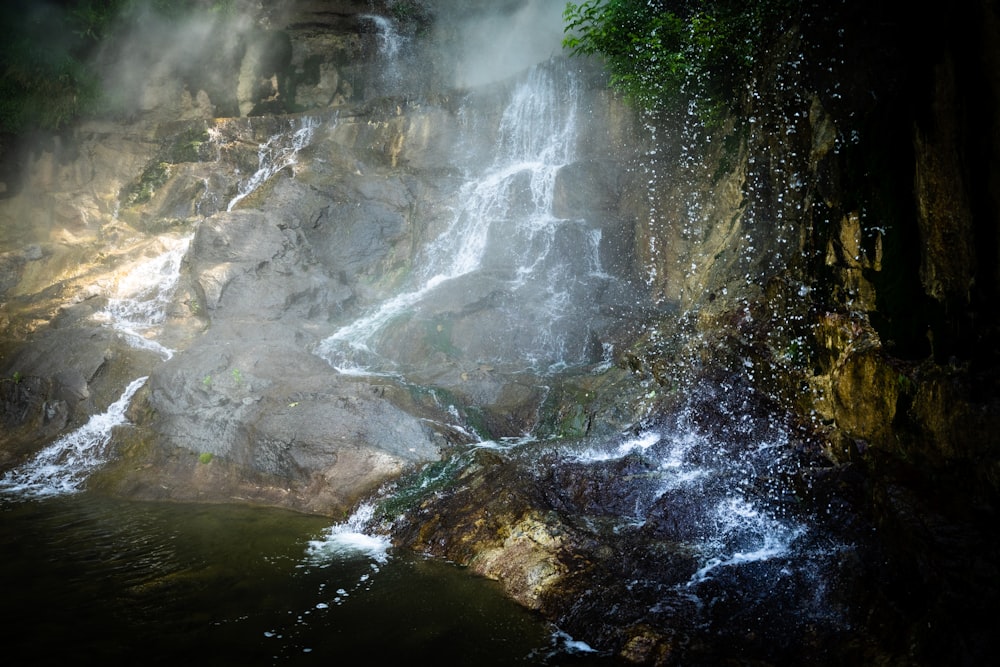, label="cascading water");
[226,115,319,212]
[360,14,409,97]
[95,235,192,360]
[565,412,811,584]
[315,60,608,375]
[2,114,325,503]
[303,48,844,650]
[304,502,391,565]
[10,235,192,495]
[0,376,147,498]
